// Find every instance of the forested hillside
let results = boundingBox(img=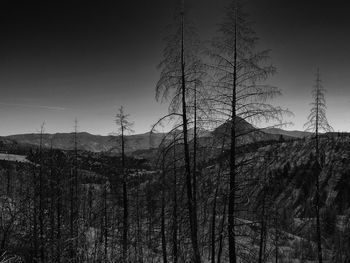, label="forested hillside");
[1,132,350,262]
